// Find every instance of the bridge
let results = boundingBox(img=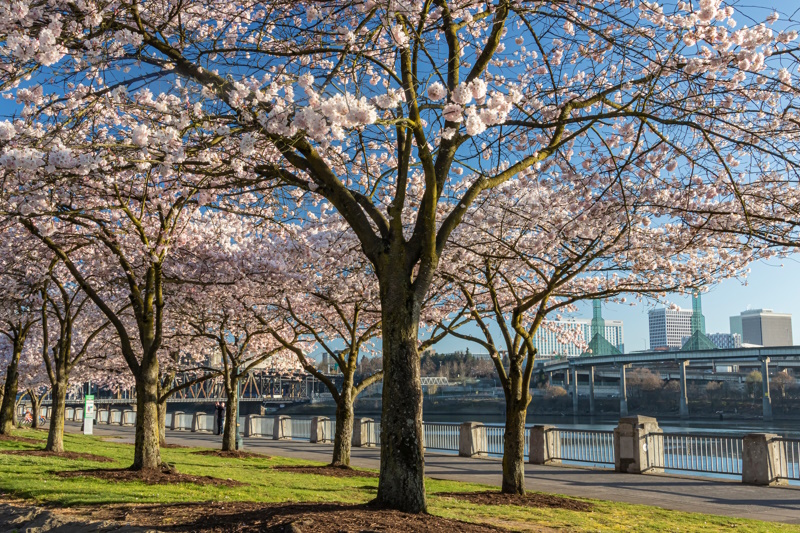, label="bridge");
[40,371,448,407]
[539,346,800,420]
